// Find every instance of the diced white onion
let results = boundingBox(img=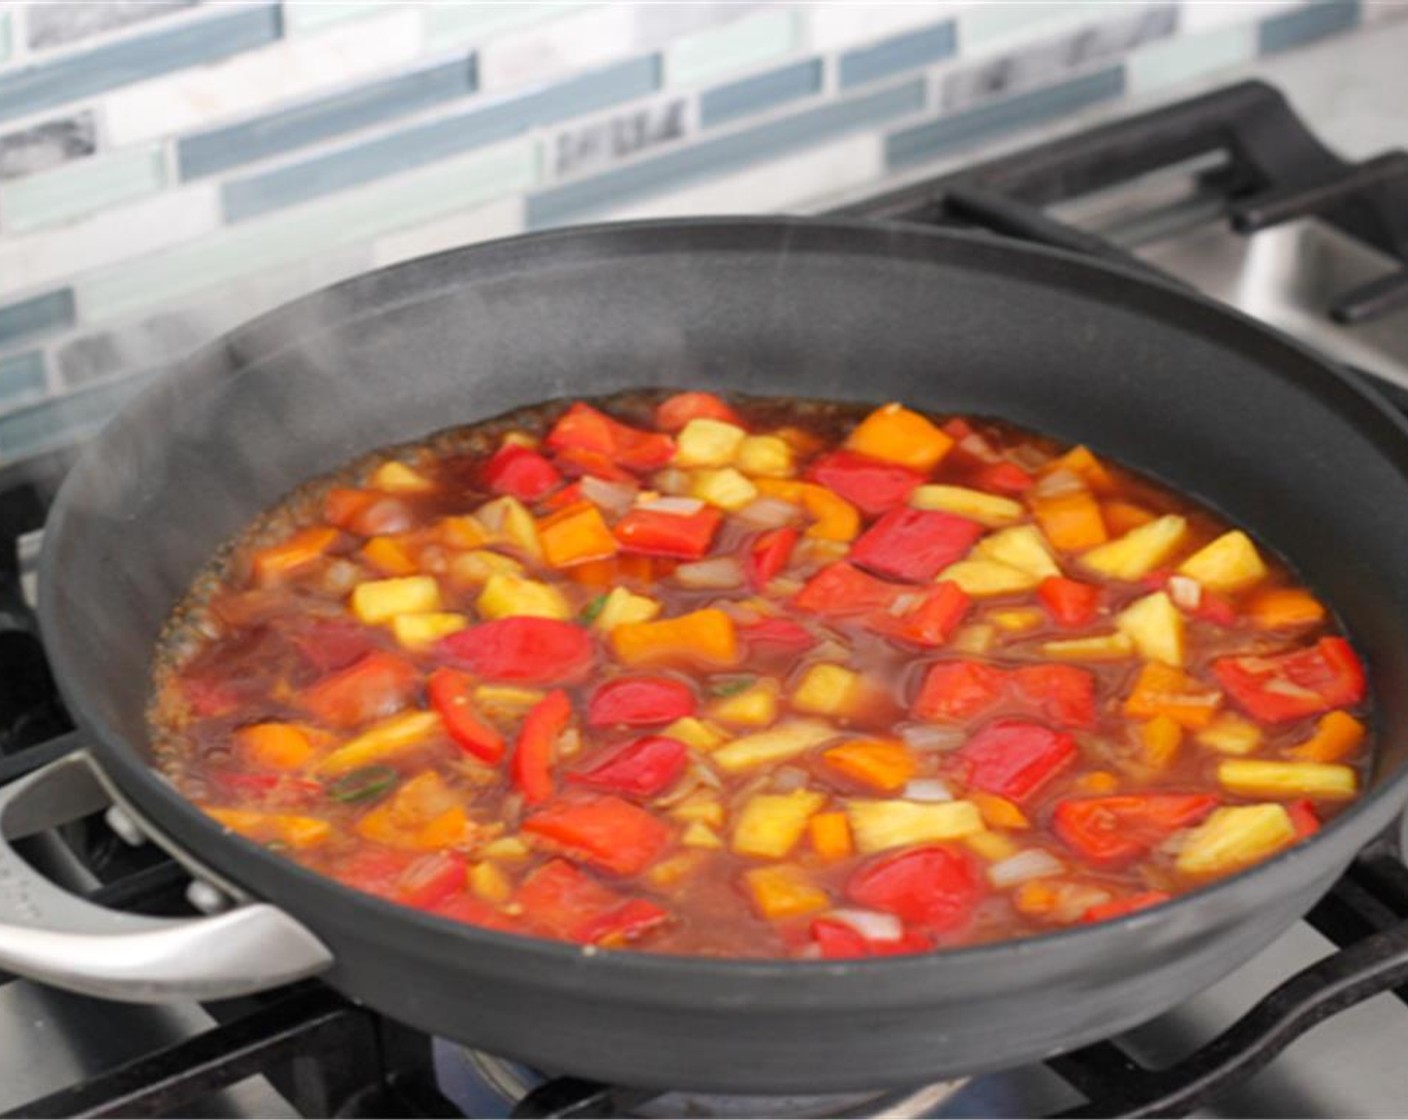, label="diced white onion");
[580,476,636,517]
[771,766,810,792]
[1032,469,1084,499]
[903,779,954,802]
[638,495,704,516]
[651,468,692,496]
[828,908,904,942]
[1008,446,1050,472]
[735,497,802,529]
[675,557,744,590]
[901,724,967,752]
[988,849,1065,888]
[960,433,1000,464]
[1167,575,1202,611]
